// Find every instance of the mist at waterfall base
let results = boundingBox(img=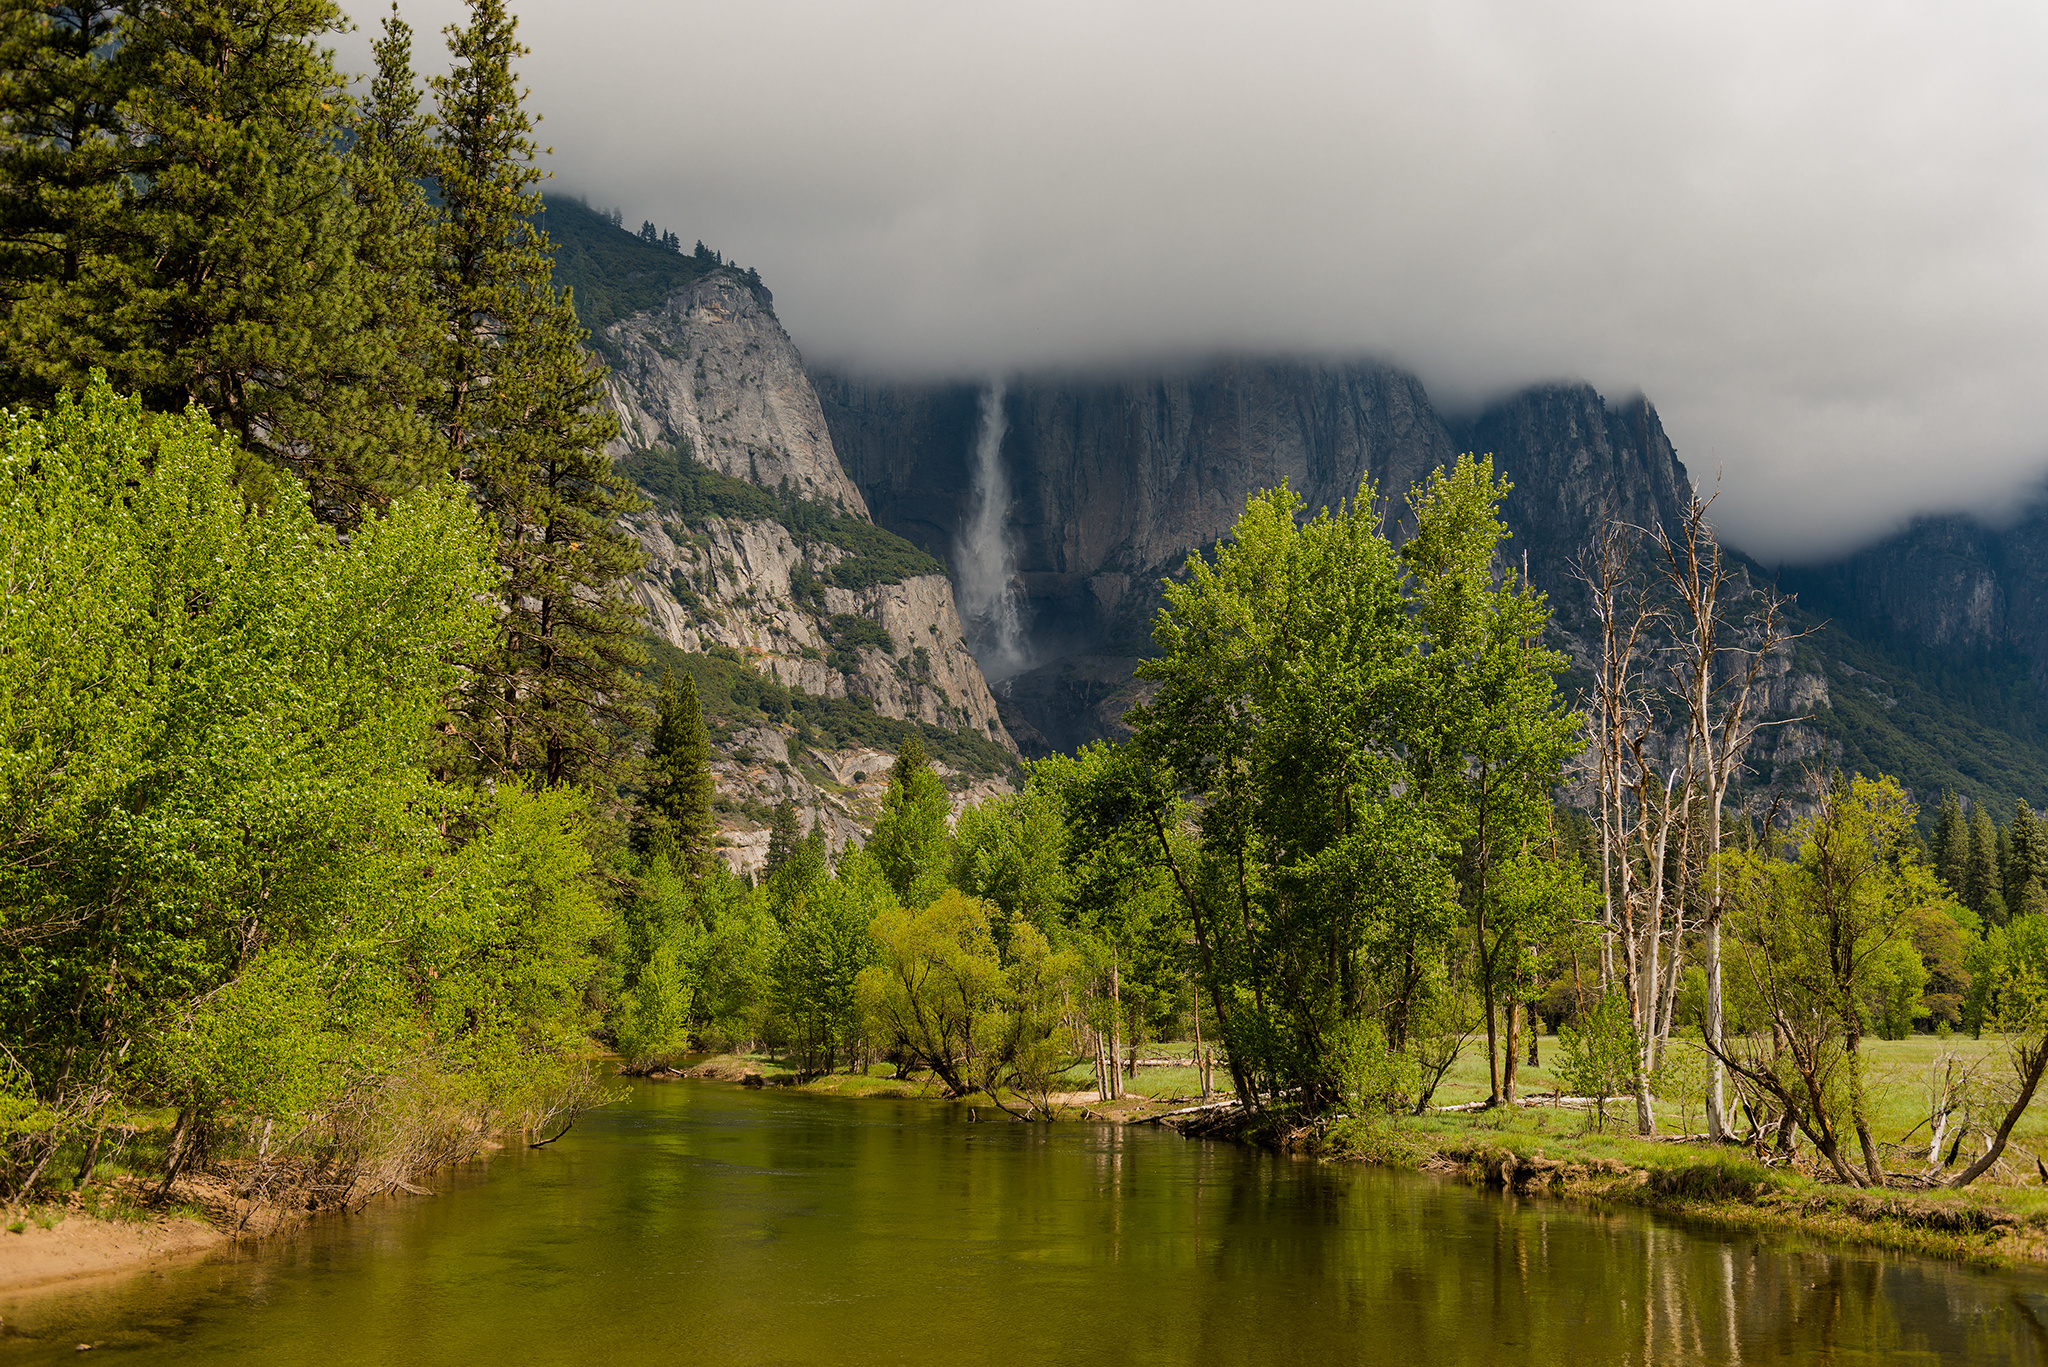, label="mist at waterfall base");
[952,383,1032,682]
